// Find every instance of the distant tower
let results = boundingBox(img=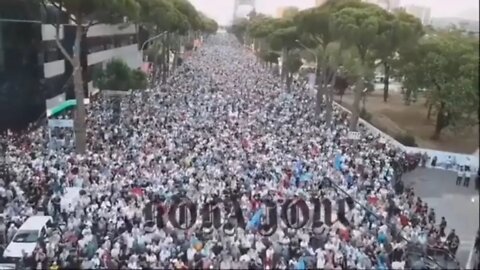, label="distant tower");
[233,0,256,20]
